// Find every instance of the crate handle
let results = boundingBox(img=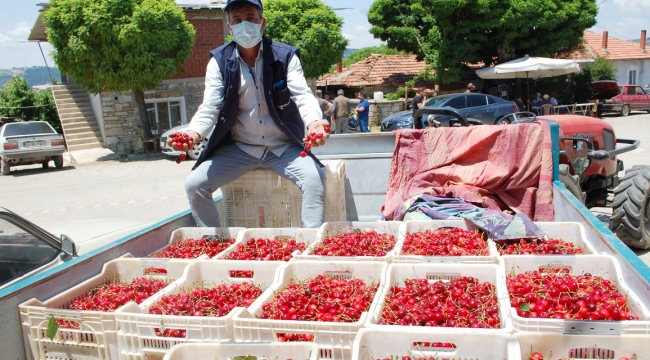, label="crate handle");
[324,271,353,279]
[143,267,168,275]
[425,272,461,281]
[568,346,616,359]
[539,264,573,273]
[229,270,254,278]
[274,235,296,241]
[203,235,230,242]
[411,341,457,353]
